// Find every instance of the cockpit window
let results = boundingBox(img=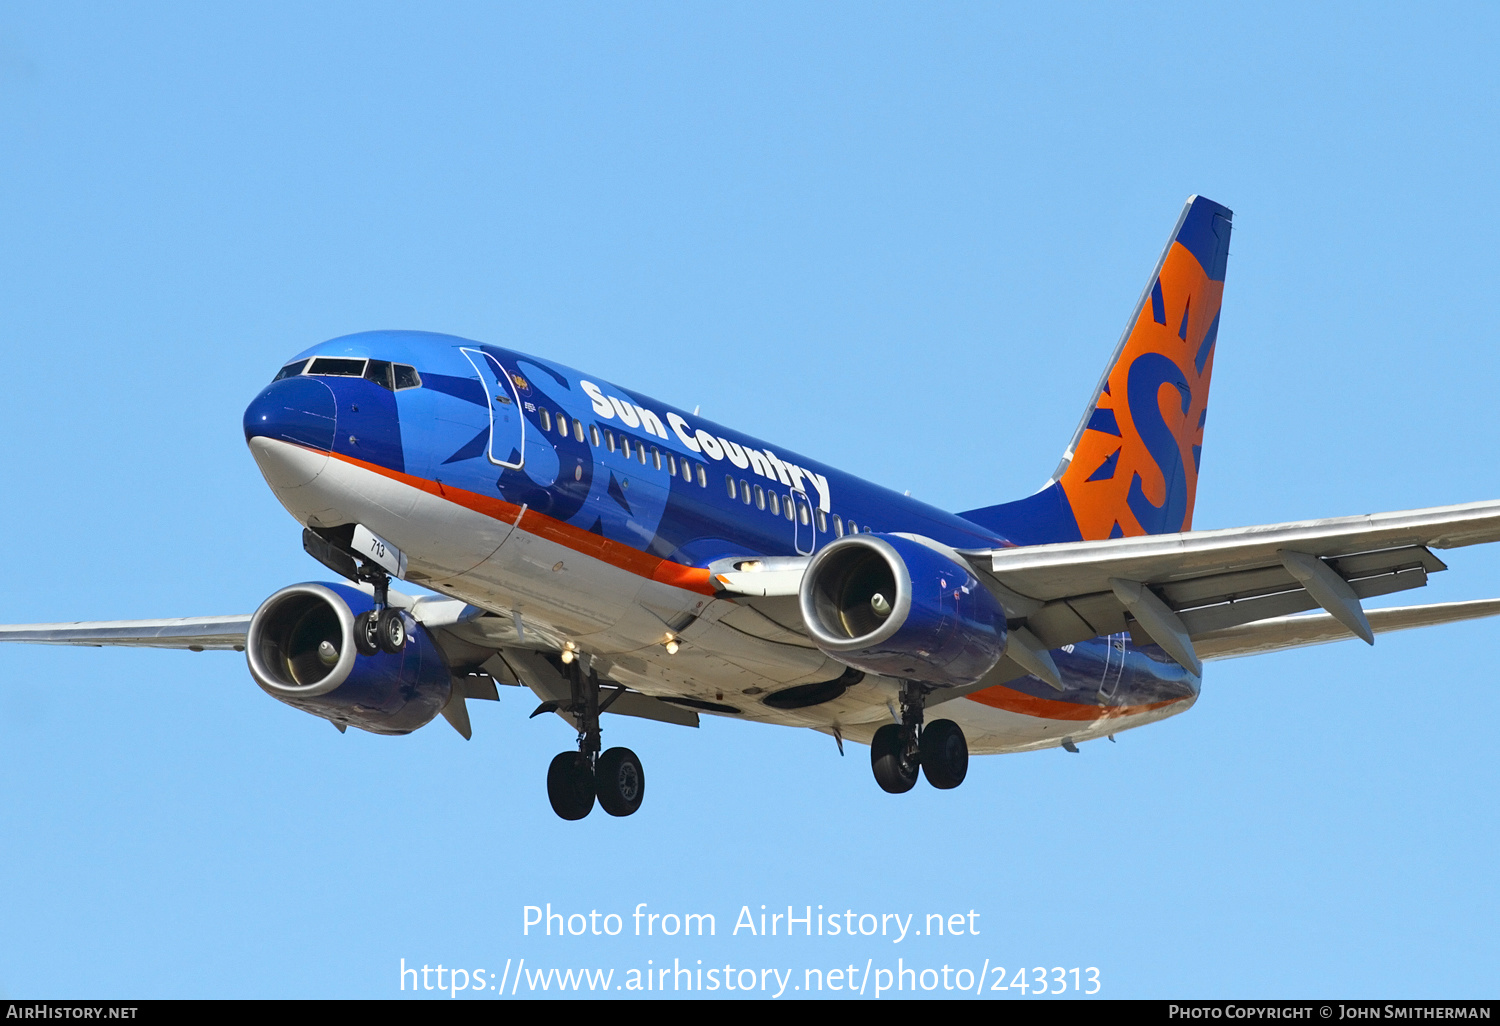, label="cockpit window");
[276,356,421,389]
[364,359,394,390]
[307,357,367,377]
